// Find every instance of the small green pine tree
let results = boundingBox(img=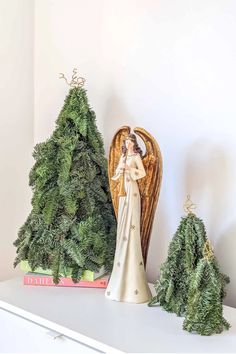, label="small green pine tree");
[13,80,117,284]
[149,212,207,316]
[183,240,230,335]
